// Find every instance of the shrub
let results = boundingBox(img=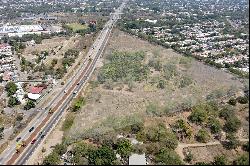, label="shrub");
[42,152,60,165]
[207,117,222,134]
[179,75,193,88]
[188,106,208,124]
[88,145,116,165]
[196,129,210,143]
[225,133,240,149]
[157,79,166,89]
[236,96,248,104]
[184,152,193,163]
[233,154,249,165]
[116,139,133,157]
[224,116,241,133]
[219,106,235,120]
[228,98,237,105]
[155,148,183,165]
[213,155,228,165]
